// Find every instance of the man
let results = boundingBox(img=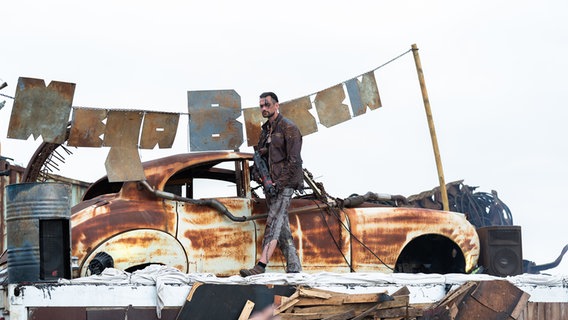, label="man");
[240,92,303,277]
